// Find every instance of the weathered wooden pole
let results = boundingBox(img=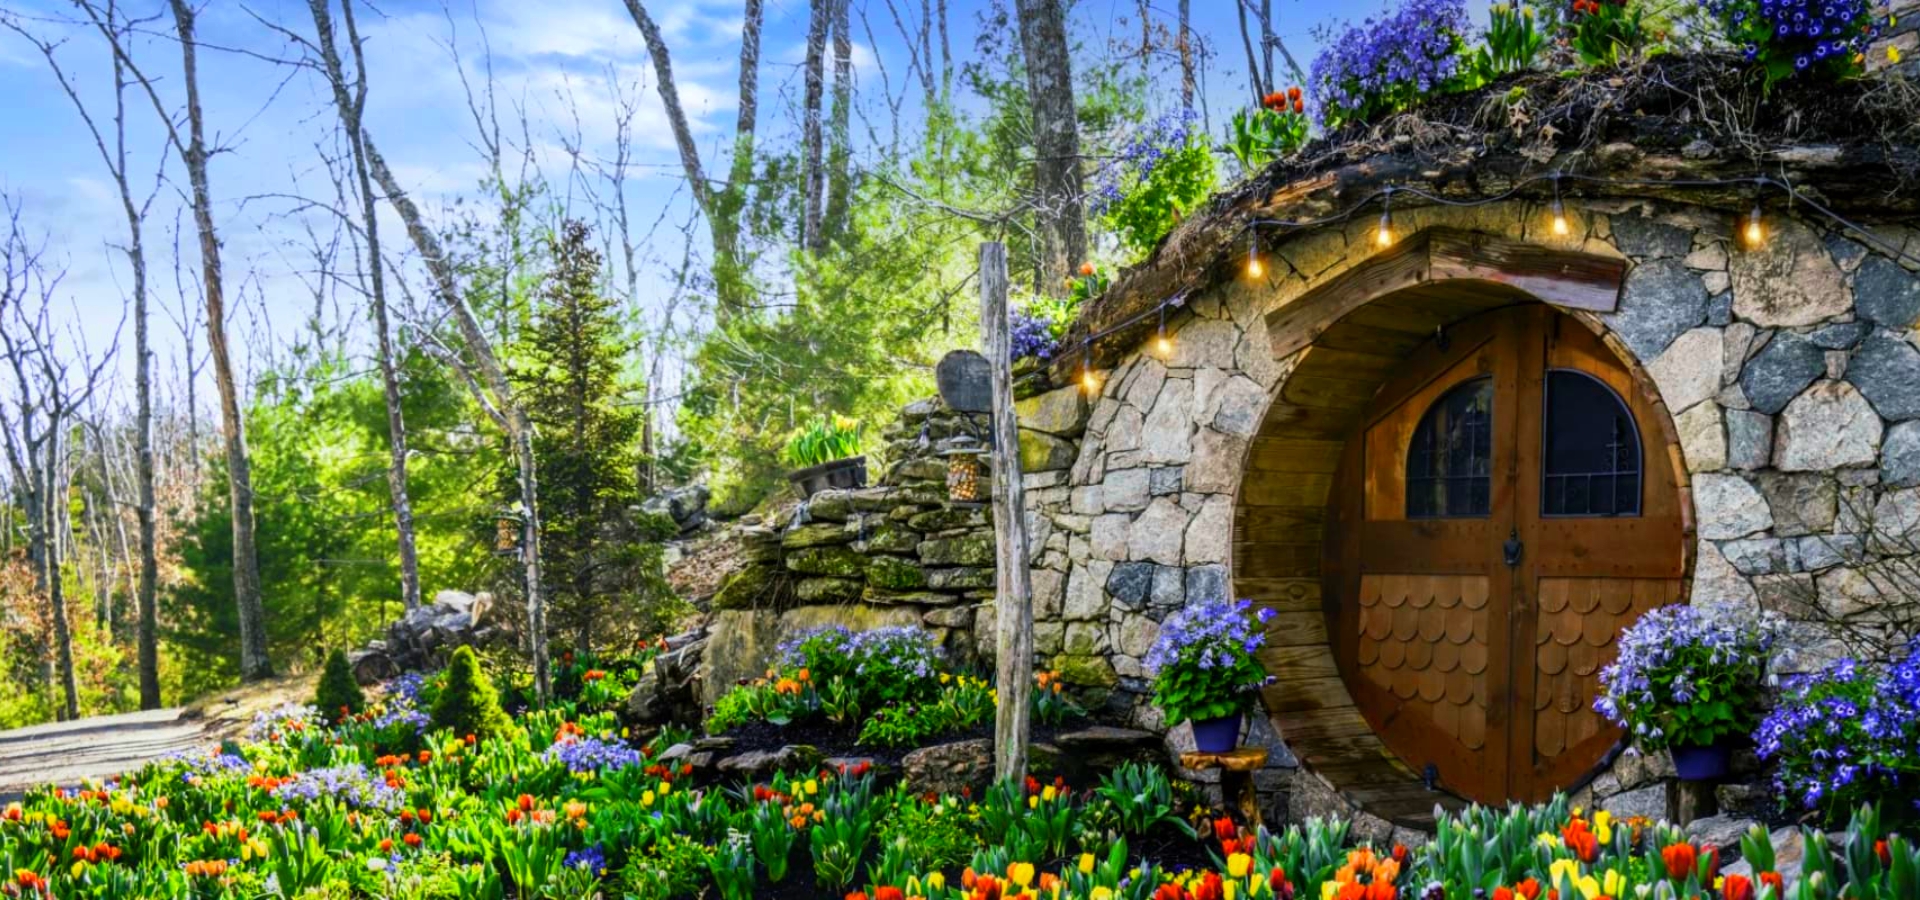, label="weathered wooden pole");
[979,241,1035,783]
